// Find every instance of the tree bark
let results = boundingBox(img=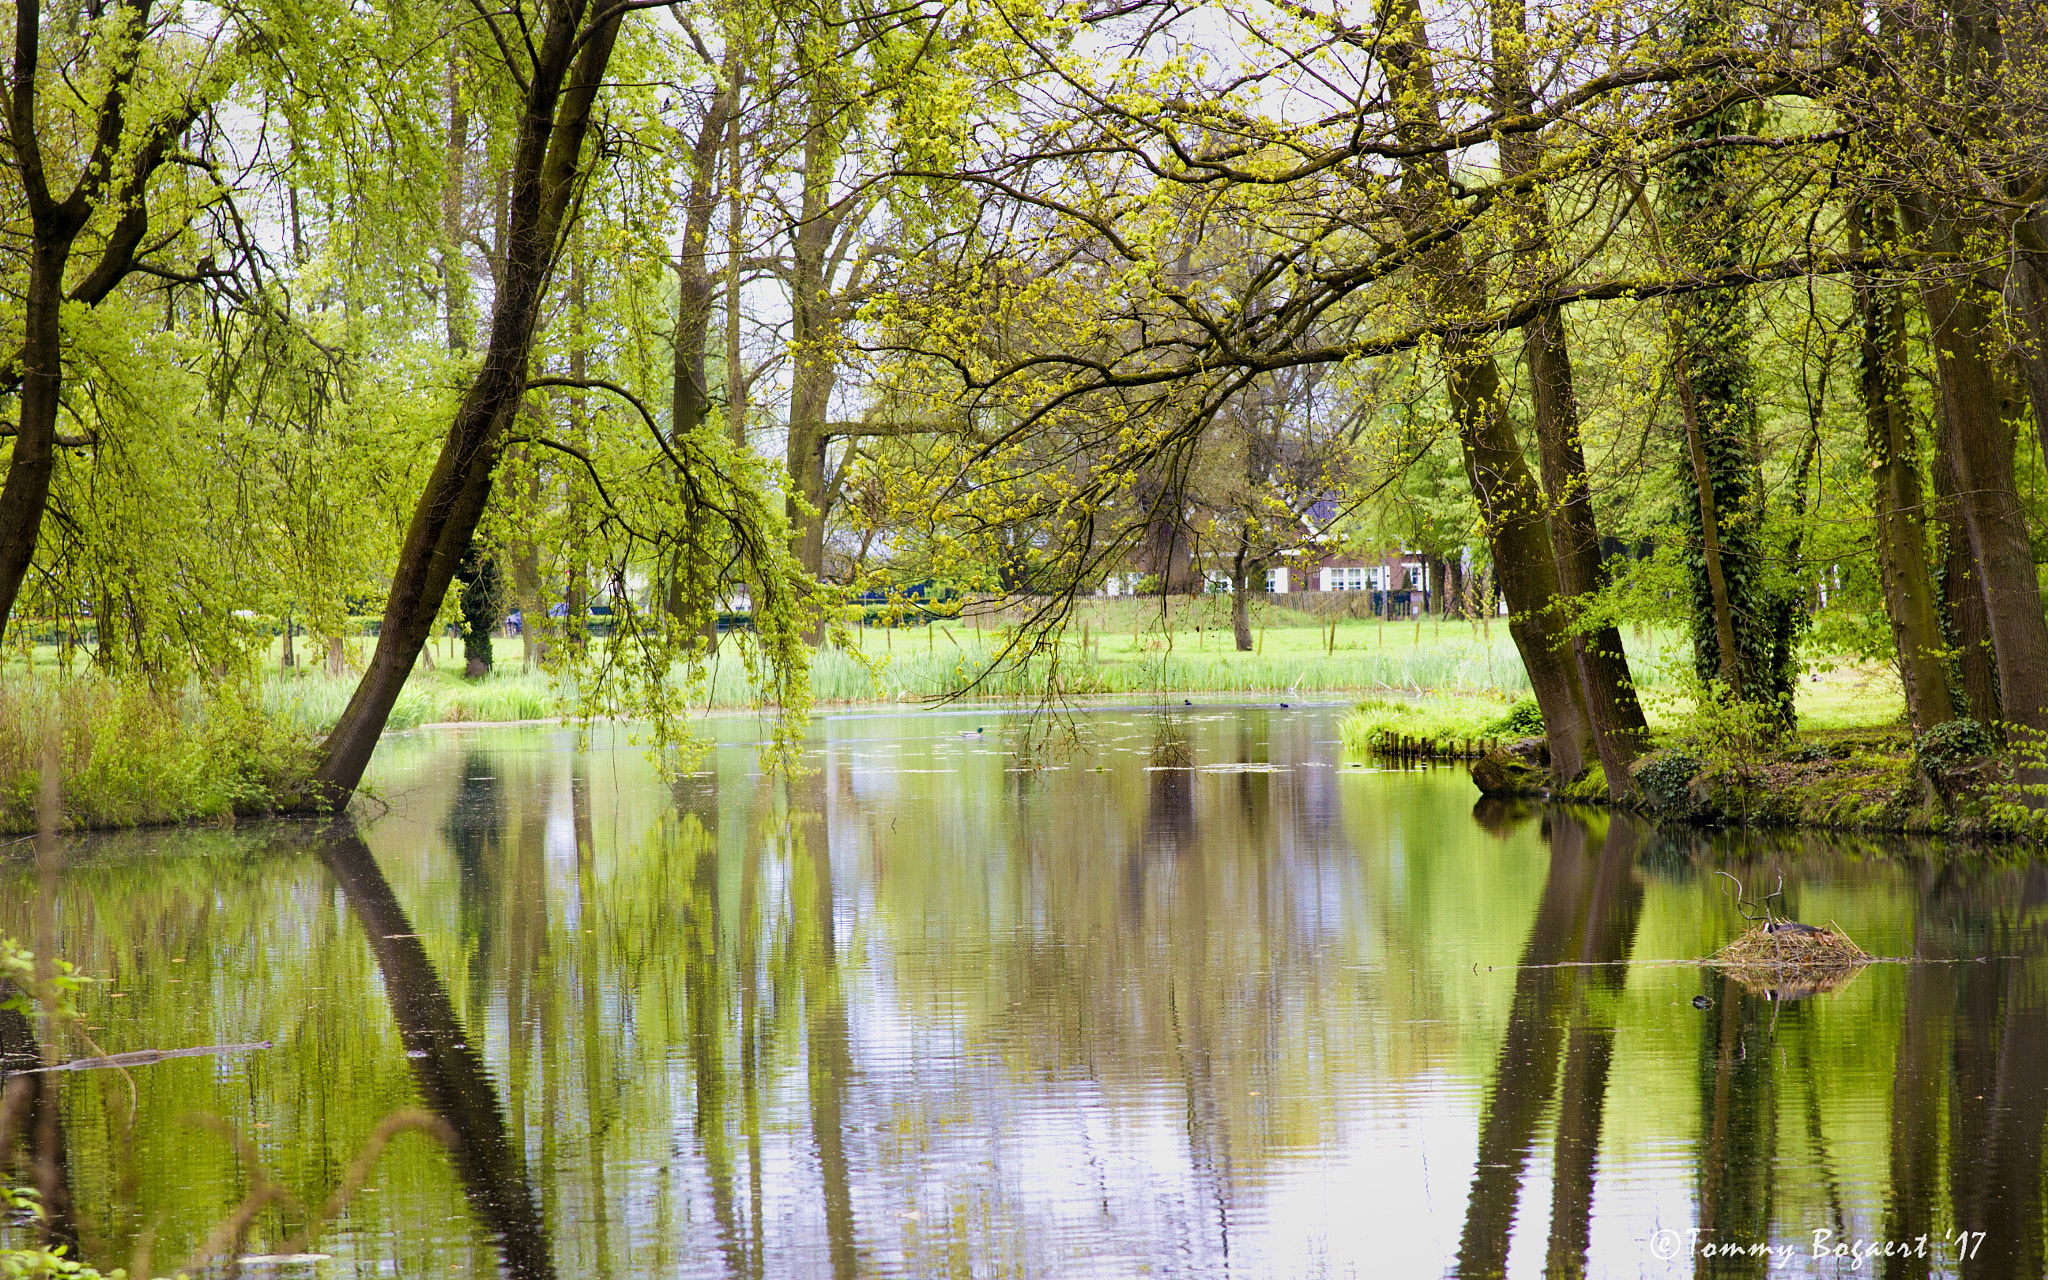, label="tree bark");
[312,2,624,802]
[1907,199,2048,769]
[785,70,845,589]
[1229,531,1255,652]
[671,84,737,446]
[1674,344,1745,700]
[1447,338,1595,782]
[1852,195,1954,732]
[563,239,590,651]
[0,236,73,653]
[1525,301,1651,770]
[2010,219,2048,467]
[1930,444,2001,726]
